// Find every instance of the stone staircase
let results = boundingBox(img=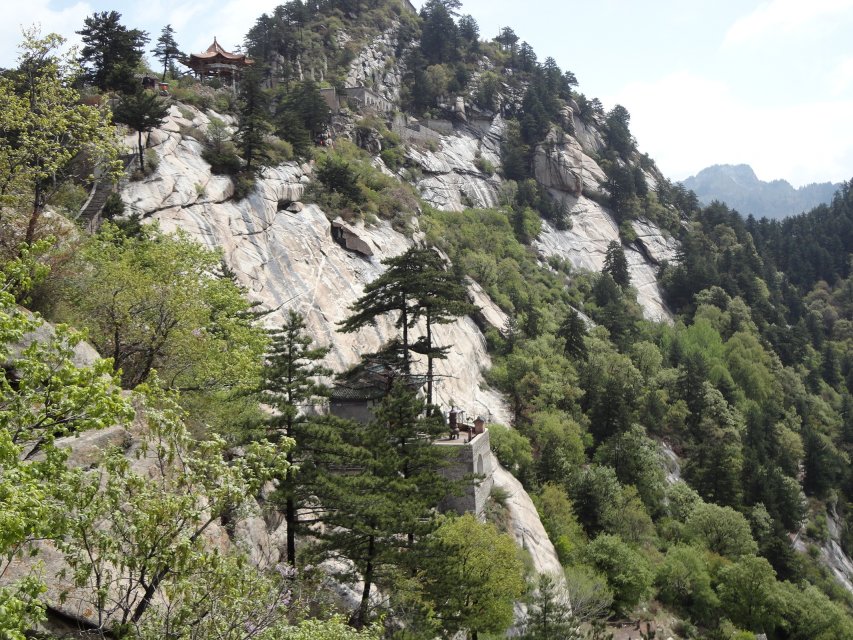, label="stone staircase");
[77,153,137,231]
